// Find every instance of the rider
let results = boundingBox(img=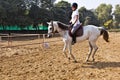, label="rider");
[70,3,81,45]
